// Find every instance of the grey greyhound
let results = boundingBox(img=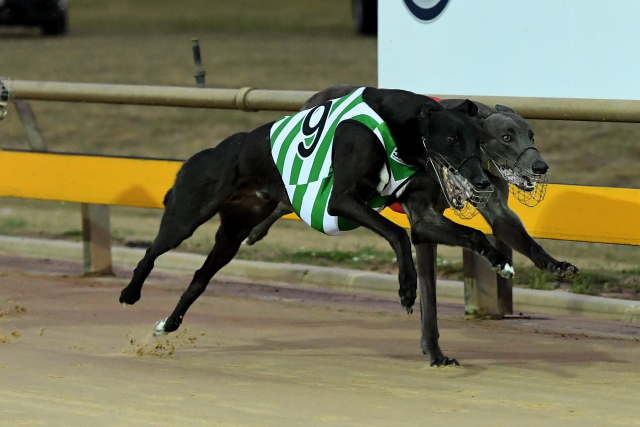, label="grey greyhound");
[245,84,579,366]
[119,87,515,358]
